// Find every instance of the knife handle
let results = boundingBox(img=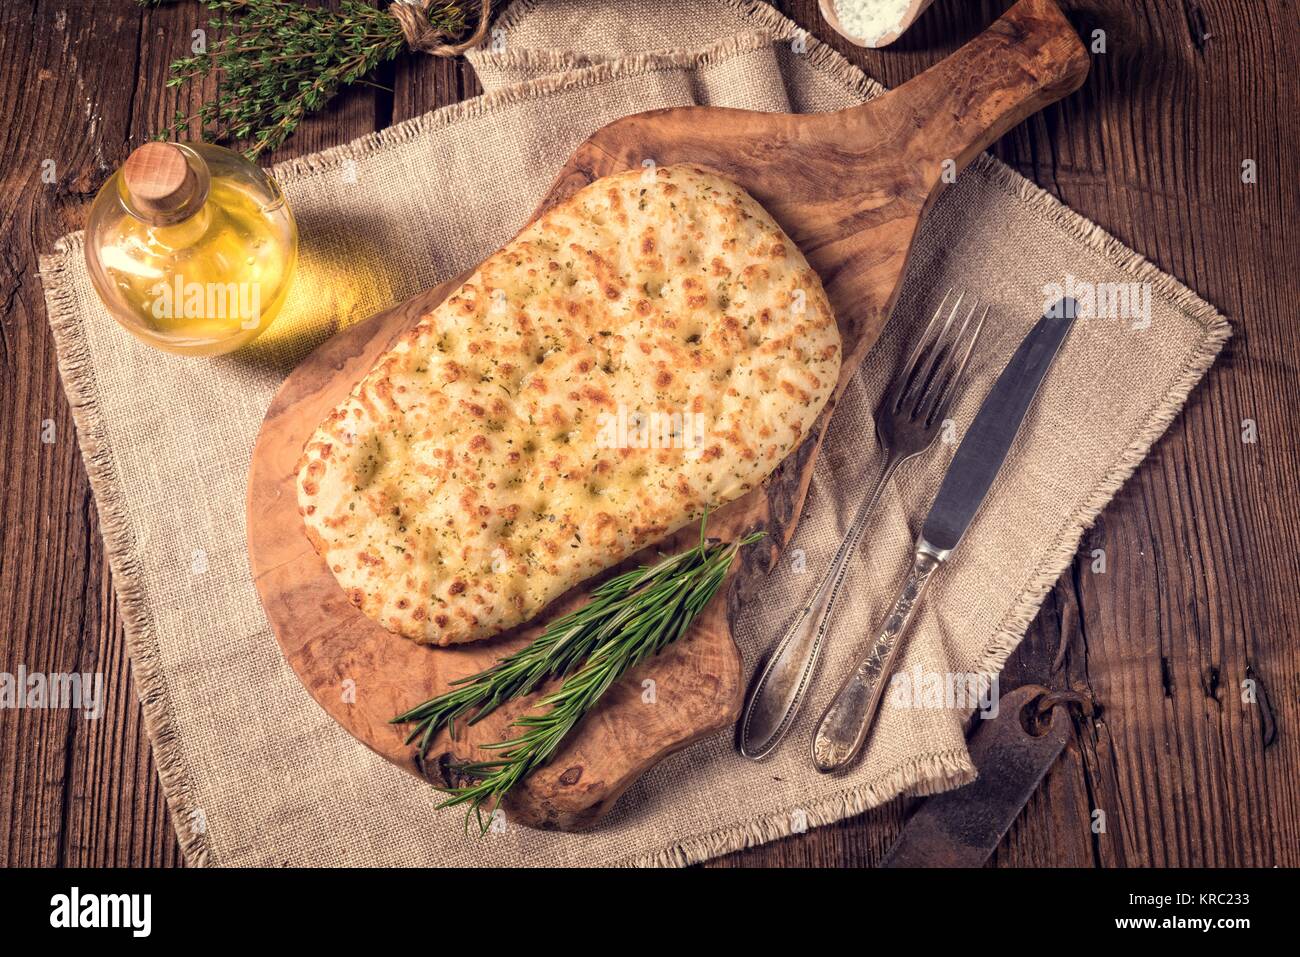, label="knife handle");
[811,542,944,772]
